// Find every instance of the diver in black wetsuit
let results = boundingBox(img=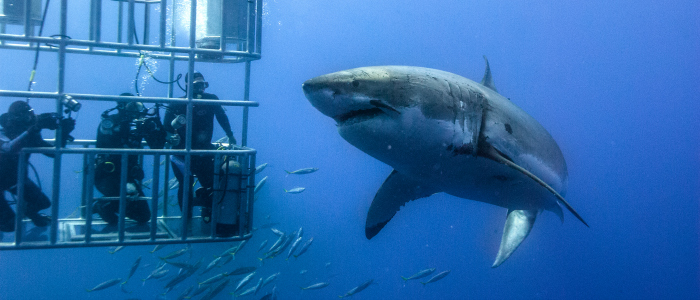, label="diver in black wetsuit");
[163,72,236,223]
[0,101,75,232]
[93,94,166,226]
